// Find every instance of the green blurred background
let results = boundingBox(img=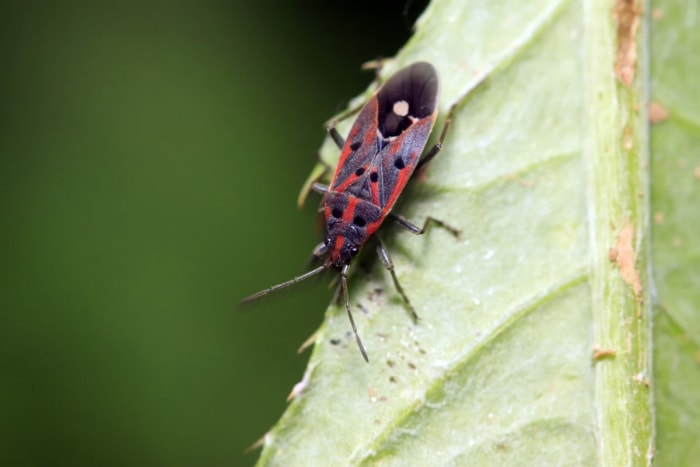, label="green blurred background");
[0,1,426,465]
